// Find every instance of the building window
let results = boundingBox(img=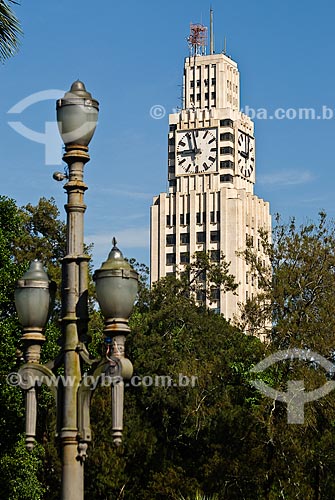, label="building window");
[196,94,201,101]
[211,250,220,262]
[211,92,216,99]
[168,166,174,173]
[205,92,209,99]
[220,132,234,142]
[220,174,233,183]
[216,211,220,222]
[180,252,190,263]
[211,78,216,85]
[196,79,201,87]
[180,214,184,225]
[169,179,176,187]
[211,288,220,301]
[166,253,176,265]
[168,152,175,159]
[210,211,215,223]
[246,272,249,284]
[180,233,190,244]
[166,234,176,245]
[166,215,176,226]
[204,79,208,86]
[220,160,234,169]
[196,290,206,302]
[168,138,175,145]
[210,231,220,242]
[196,212,201,224]
[190,81,194,88]
[220,146,234,155]
[169,124,177,132]
[197,270,206,282]
[197,232,206,243]
[202,212,206,223]
[246,234,254,246]
[186,213,190,224]
[190,94,195,101]
[220,119,233,127]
